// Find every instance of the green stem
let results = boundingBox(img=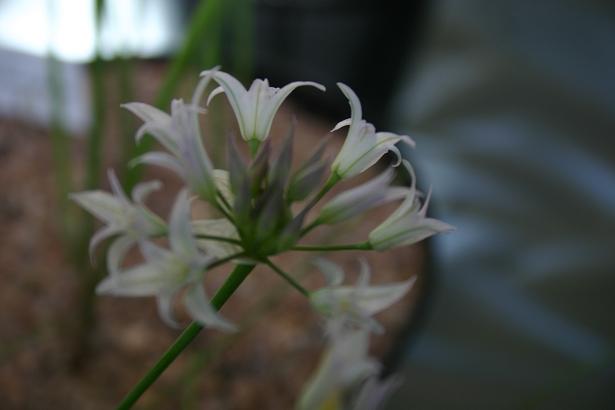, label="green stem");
[311,173,340,207]
[194,234,242,245]
[263,259,309,297]
[217,191,232,212]
[214,192,236,224]
[208,252,246,269]
[299,173,341,236]
[247,139,260,157]
[291,242,371,252]
[300,220,321,237]
[116,263,254,409]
